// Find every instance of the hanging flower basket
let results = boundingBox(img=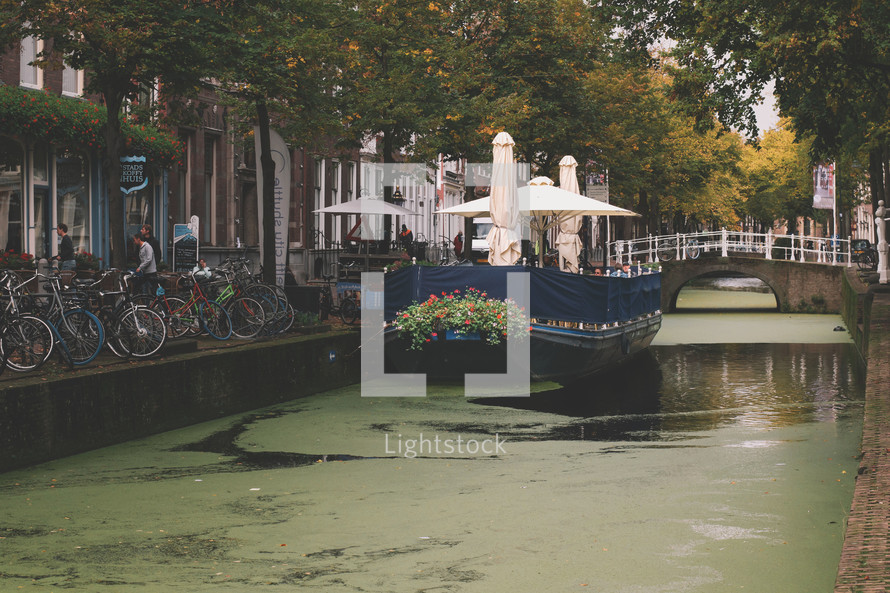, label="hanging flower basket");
[394,288,529,351]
